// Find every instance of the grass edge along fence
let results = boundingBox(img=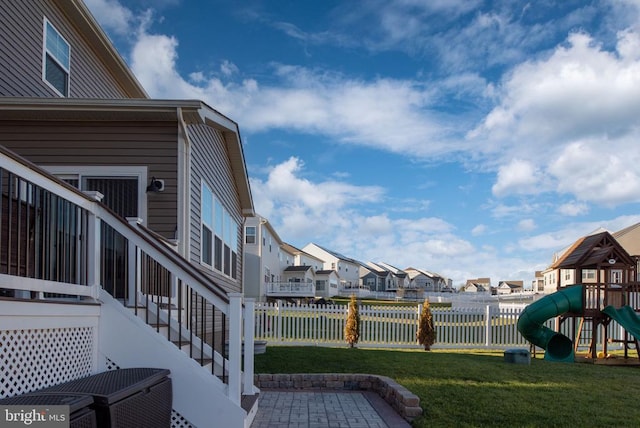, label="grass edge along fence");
[254,301,629,350]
